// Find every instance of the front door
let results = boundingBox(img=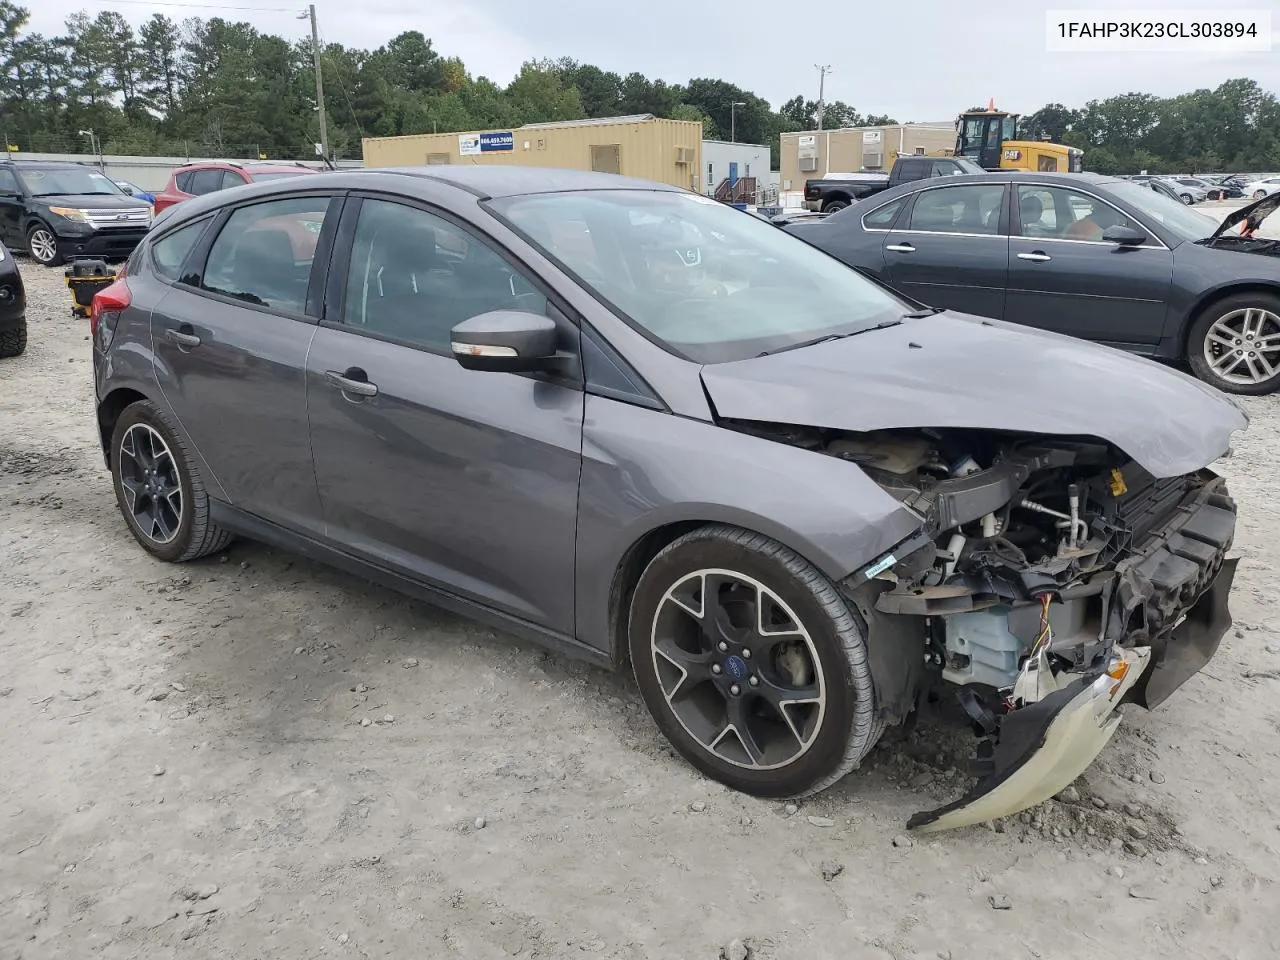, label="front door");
[306,195,584,634]
[1005,183,1172,350]
[883,181,1009,319]
[150,193,339,534]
